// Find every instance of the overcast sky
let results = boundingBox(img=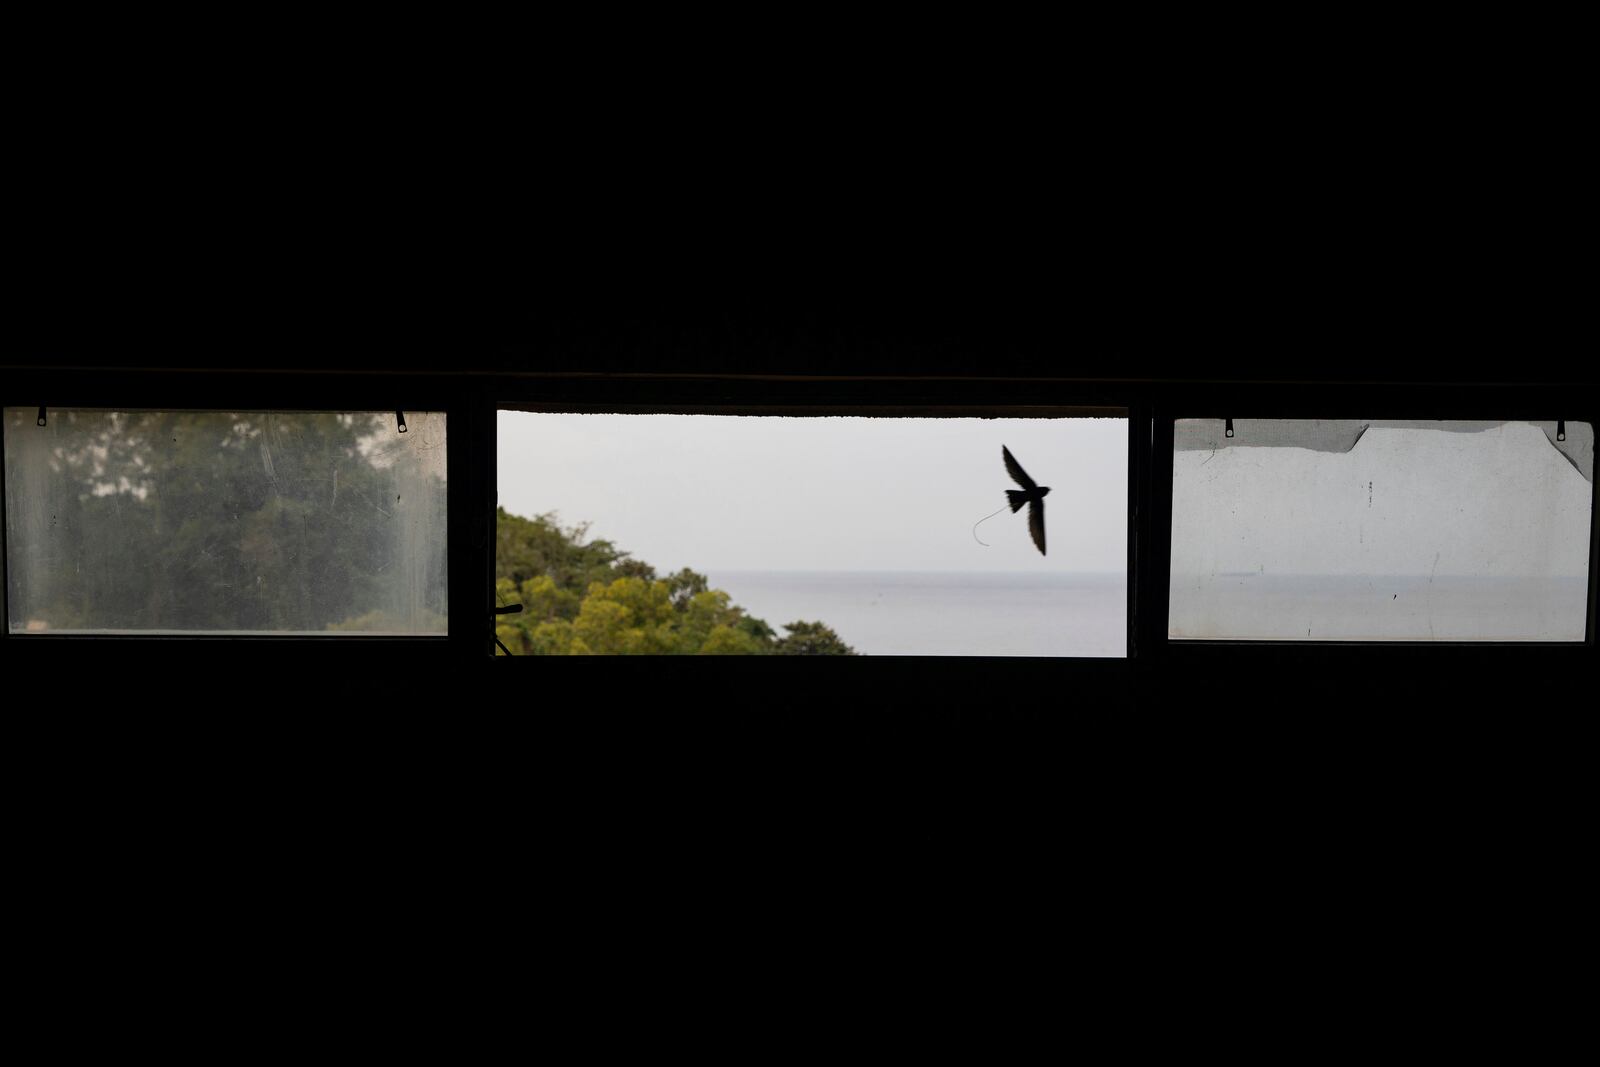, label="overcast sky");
[498,413,1128,574]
